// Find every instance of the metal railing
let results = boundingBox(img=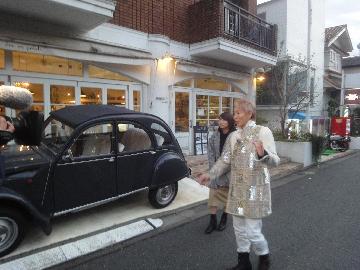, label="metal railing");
[223,1,276,53]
